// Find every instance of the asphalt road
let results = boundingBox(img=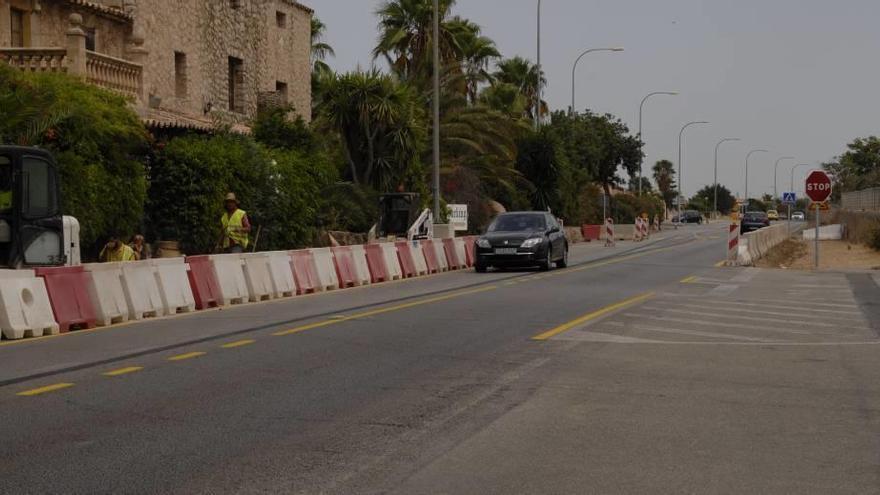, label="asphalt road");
[2,223,879,494]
